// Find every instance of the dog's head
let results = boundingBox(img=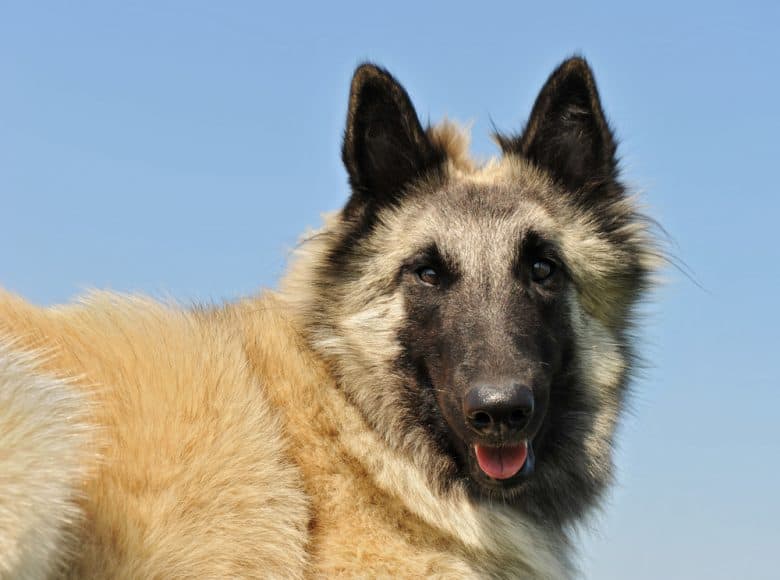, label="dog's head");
[285,58,657,527]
